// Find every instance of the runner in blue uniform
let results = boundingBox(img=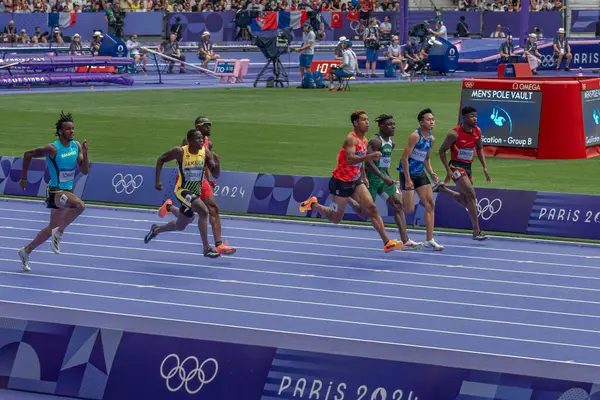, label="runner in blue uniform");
[398,108,444,250]
[17,112,89,271]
